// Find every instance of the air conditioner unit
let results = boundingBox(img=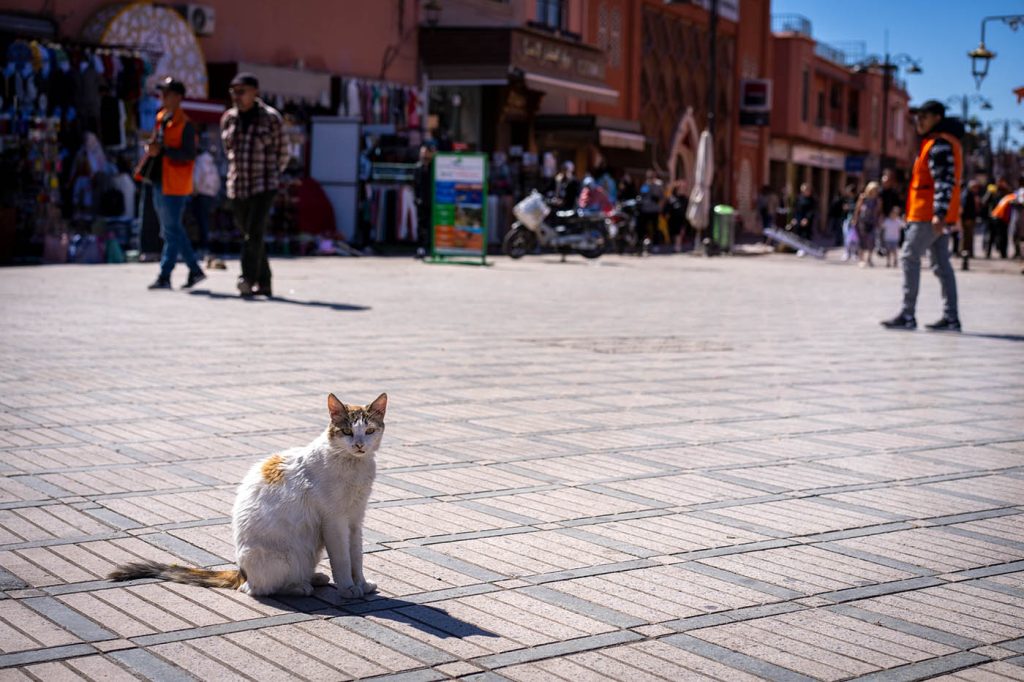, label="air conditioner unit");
[177,4,215,36]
